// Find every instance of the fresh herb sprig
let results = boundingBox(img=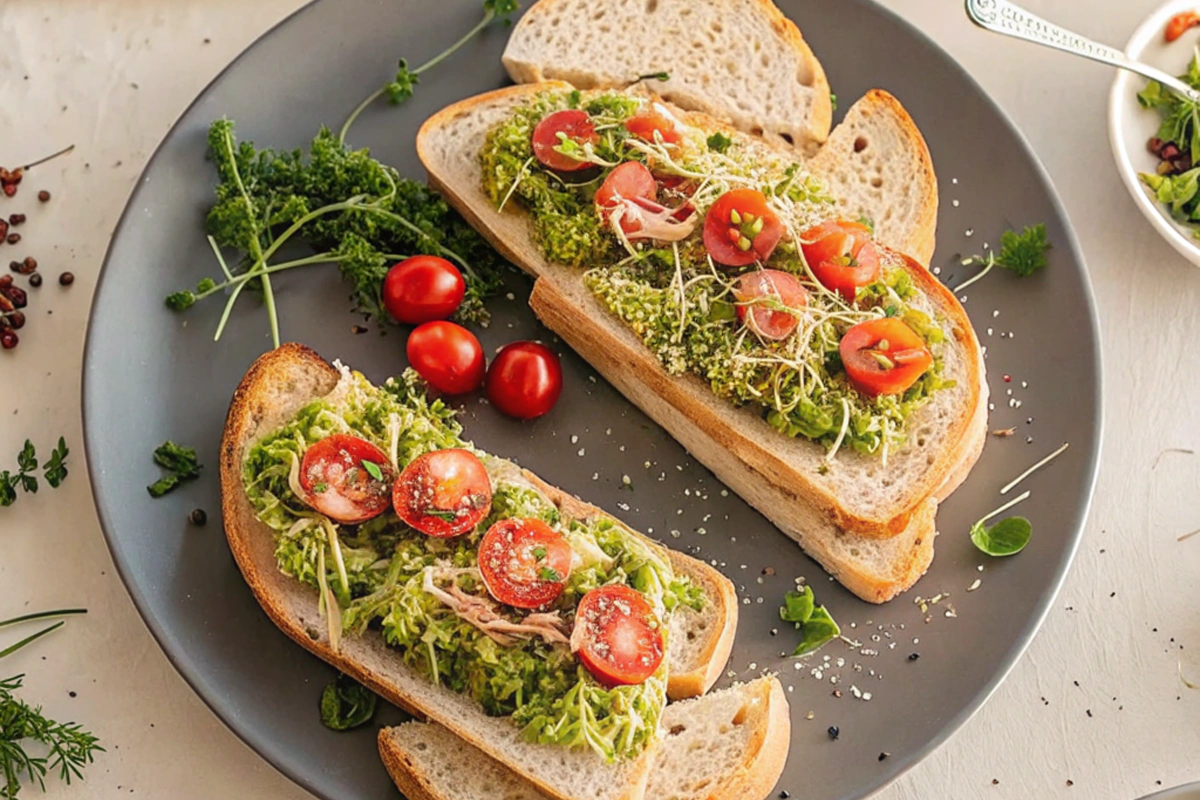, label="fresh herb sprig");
[953,224,1051,293]
[0,609,100,799]
[969,490,1032,557]
[338,0,521,144]
[319,674,378,731]
[780,585,841,657]
[0,438,69,508]
[168,121,509,345]
[147,441,202,498]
